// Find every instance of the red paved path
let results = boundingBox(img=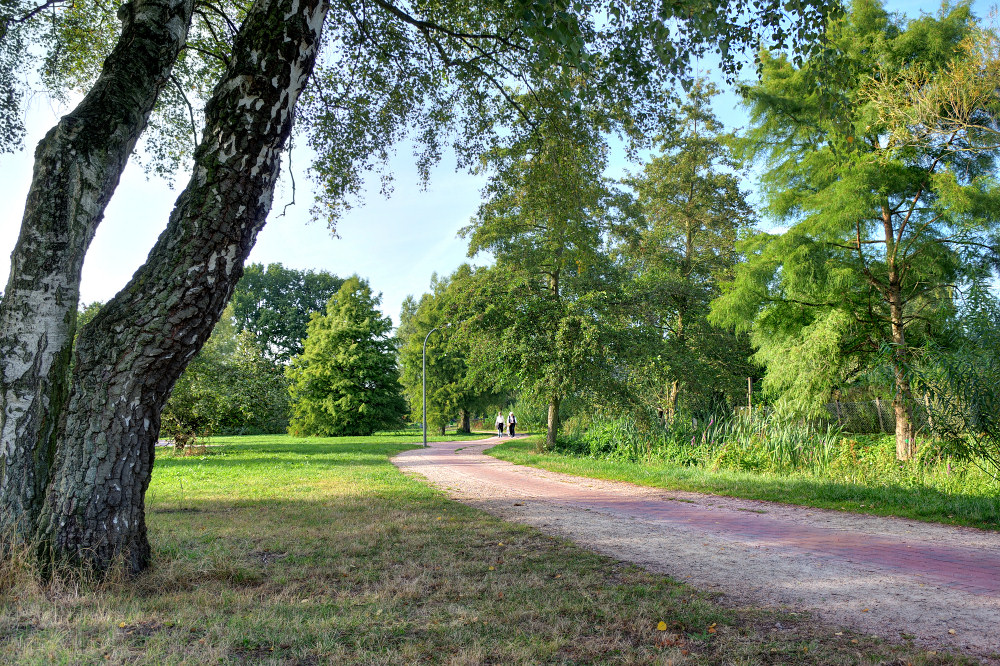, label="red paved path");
[394,437,1000,660]
[398,438,1000,596]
